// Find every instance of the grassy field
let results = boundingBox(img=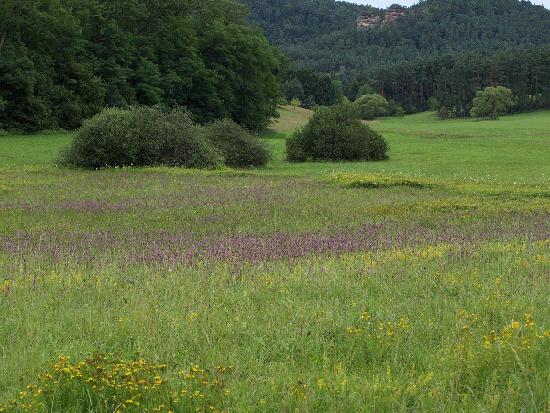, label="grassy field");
[262,107,550,181]
[0,133,70,167]
[2,109,550,412]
